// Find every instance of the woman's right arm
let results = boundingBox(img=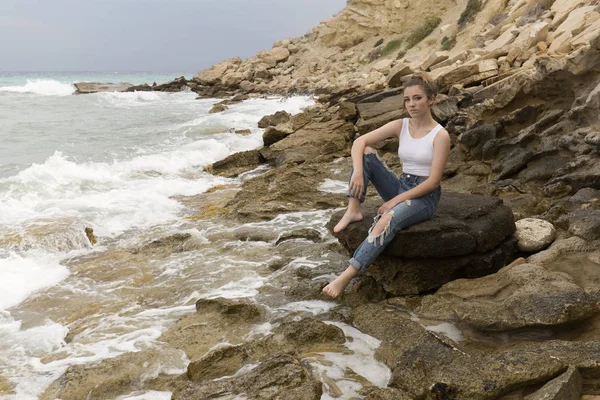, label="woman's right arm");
[348,119,404,197]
